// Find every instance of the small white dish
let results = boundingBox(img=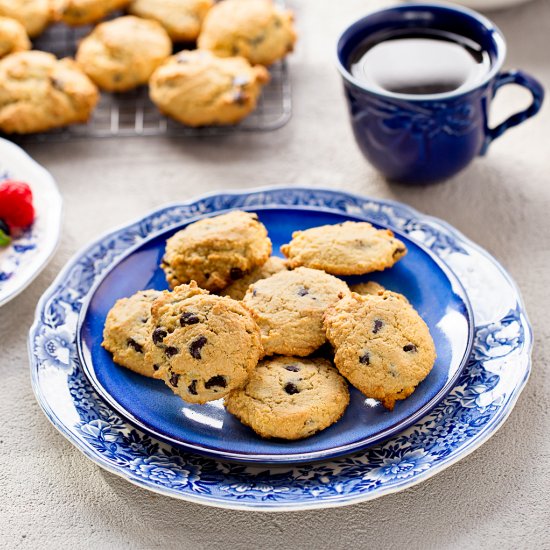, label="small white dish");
[0,139,62,307]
